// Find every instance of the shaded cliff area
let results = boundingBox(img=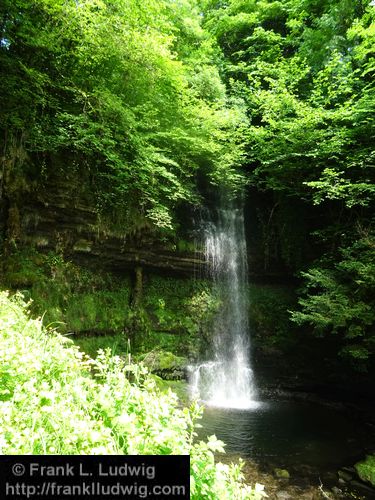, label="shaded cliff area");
[0,165,207,278]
